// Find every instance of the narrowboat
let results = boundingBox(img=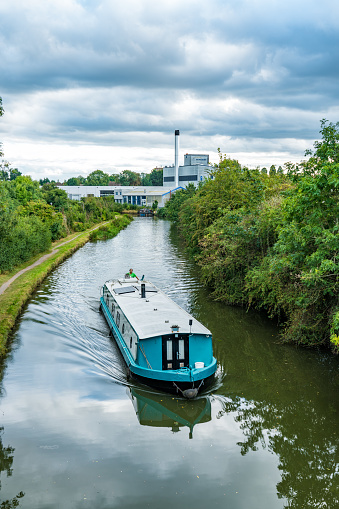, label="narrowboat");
[100,277,217,398]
